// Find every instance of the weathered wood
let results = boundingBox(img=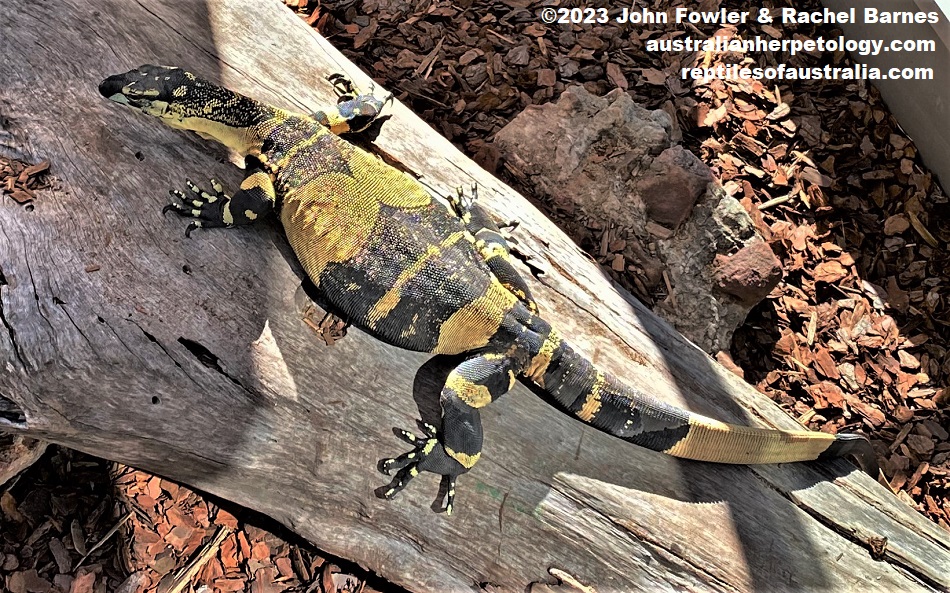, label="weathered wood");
[0,0,948,591]
[0,434,47,487]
